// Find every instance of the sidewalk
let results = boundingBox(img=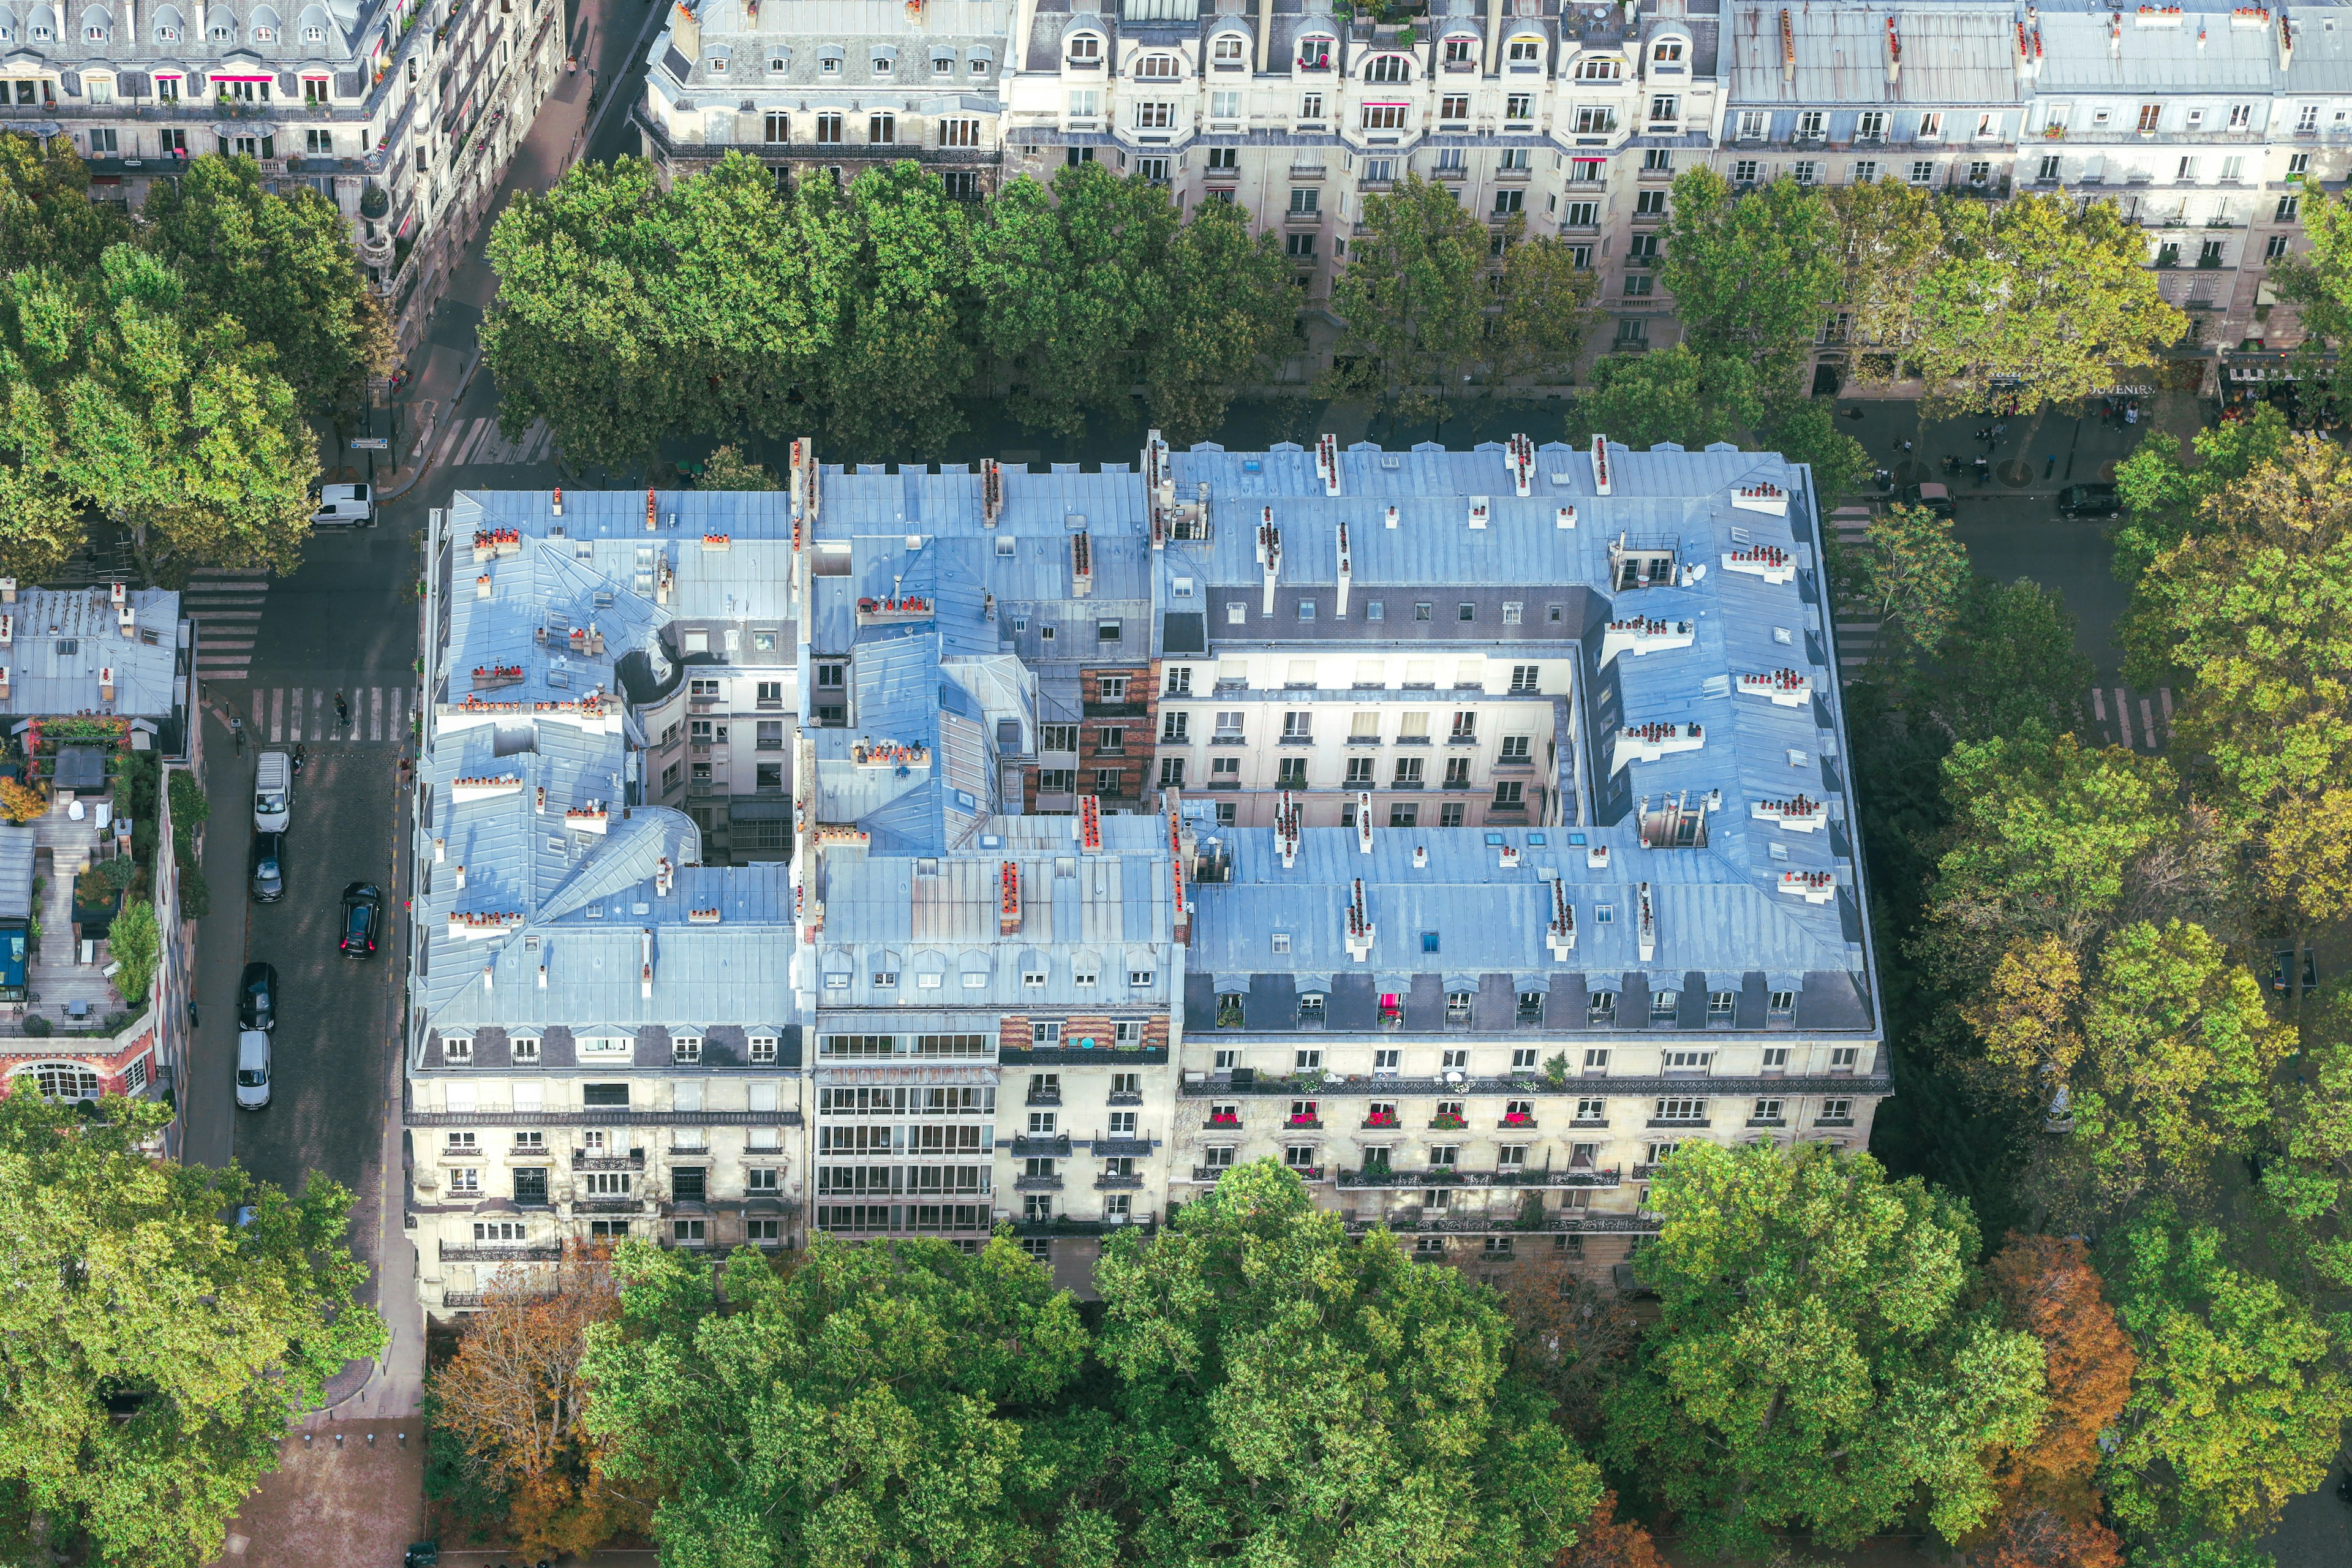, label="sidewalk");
[1828,390,2205,502]
[383,0,665,496]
